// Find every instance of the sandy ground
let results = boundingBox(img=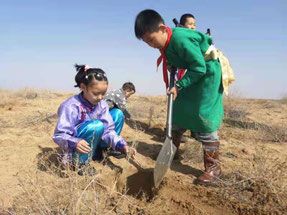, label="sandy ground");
[0,89,286,214]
